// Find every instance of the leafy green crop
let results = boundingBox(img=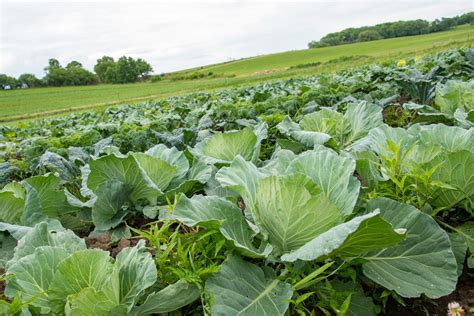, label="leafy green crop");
[0,47,473,315]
